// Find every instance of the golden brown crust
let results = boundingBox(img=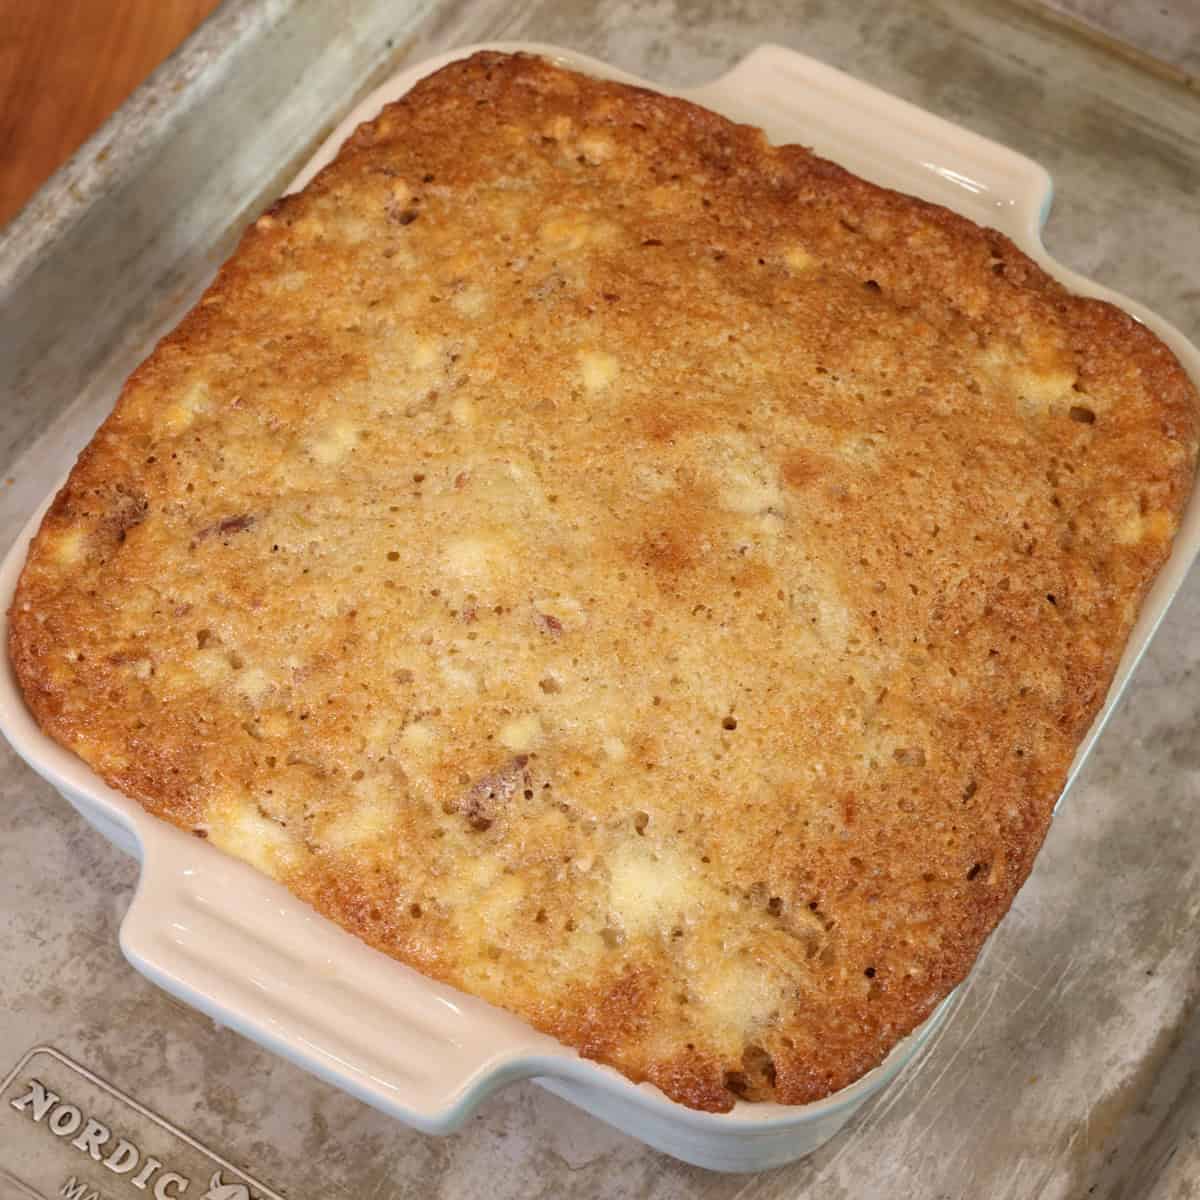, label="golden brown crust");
[10,52,1199,1111]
